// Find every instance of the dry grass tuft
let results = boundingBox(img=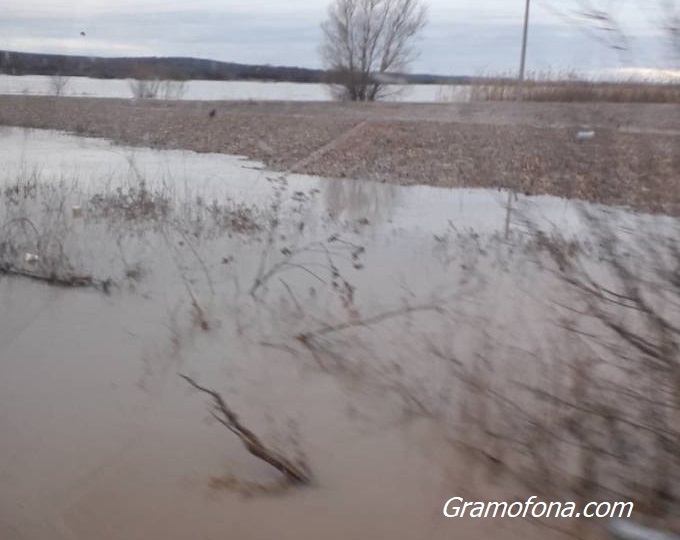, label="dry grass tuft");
[469,76,680,103]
